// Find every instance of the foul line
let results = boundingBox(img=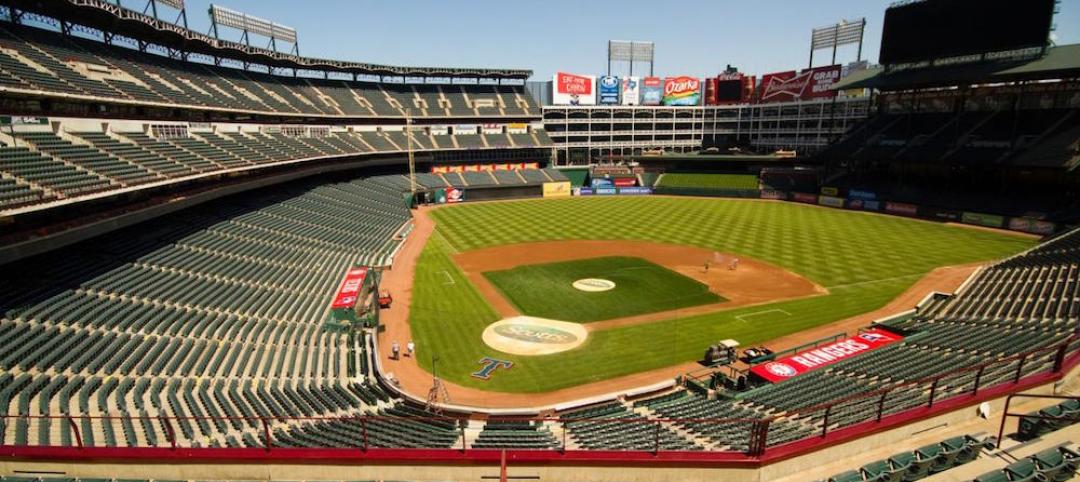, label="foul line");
[735,308,792,324]
[826,273,924,290]
[433,228,463,254]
